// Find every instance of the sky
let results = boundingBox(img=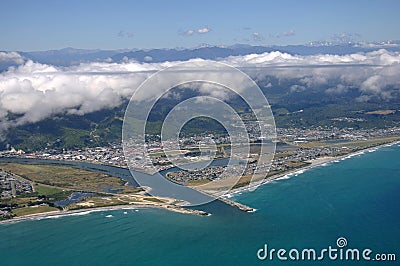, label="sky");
[1,0,400,51]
